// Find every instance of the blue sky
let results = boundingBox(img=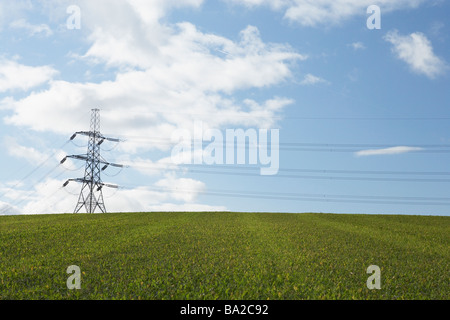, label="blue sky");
[0,0,449,215]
